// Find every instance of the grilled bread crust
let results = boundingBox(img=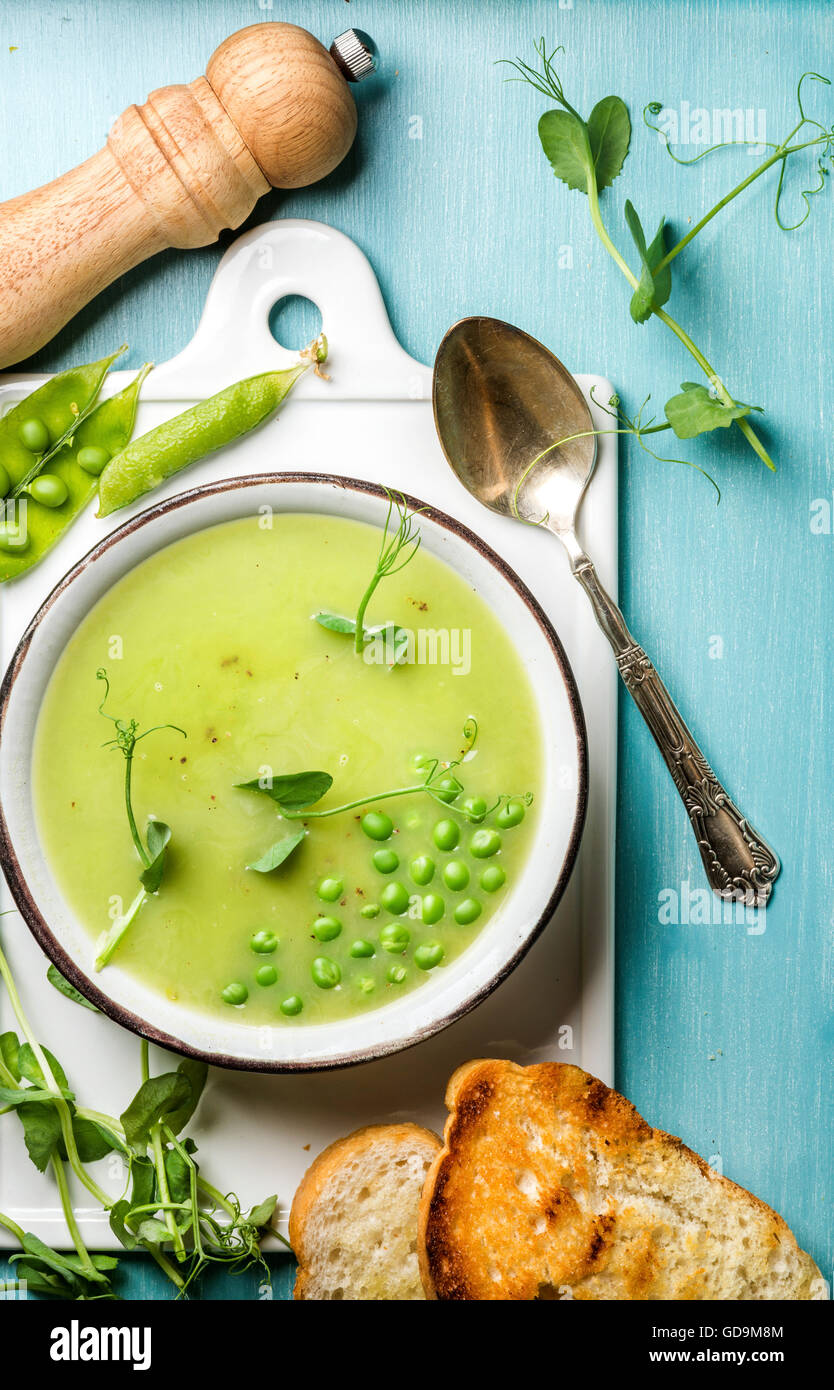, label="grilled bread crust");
[291,1122,441,1300]
[418,1060,822,1301]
